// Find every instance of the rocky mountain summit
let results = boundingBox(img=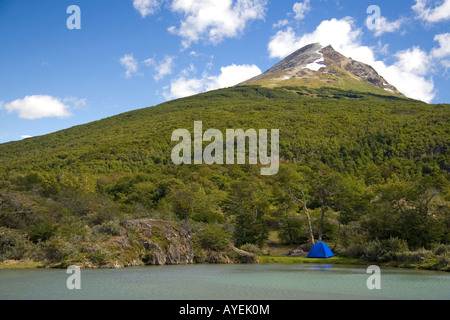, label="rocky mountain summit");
[241,43,403,96]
